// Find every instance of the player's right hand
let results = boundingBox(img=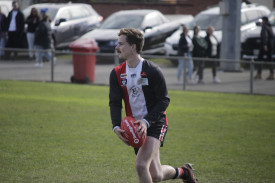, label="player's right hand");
[114,128,129,146]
